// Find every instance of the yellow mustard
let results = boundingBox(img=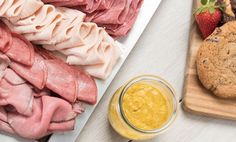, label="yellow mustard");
[108,75,177,140]
[122,82,173,131]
